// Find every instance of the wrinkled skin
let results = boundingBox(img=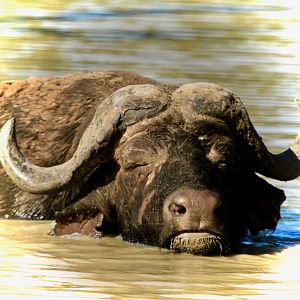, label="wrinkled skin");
[0,71,295,255]
[52,109,284,255]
